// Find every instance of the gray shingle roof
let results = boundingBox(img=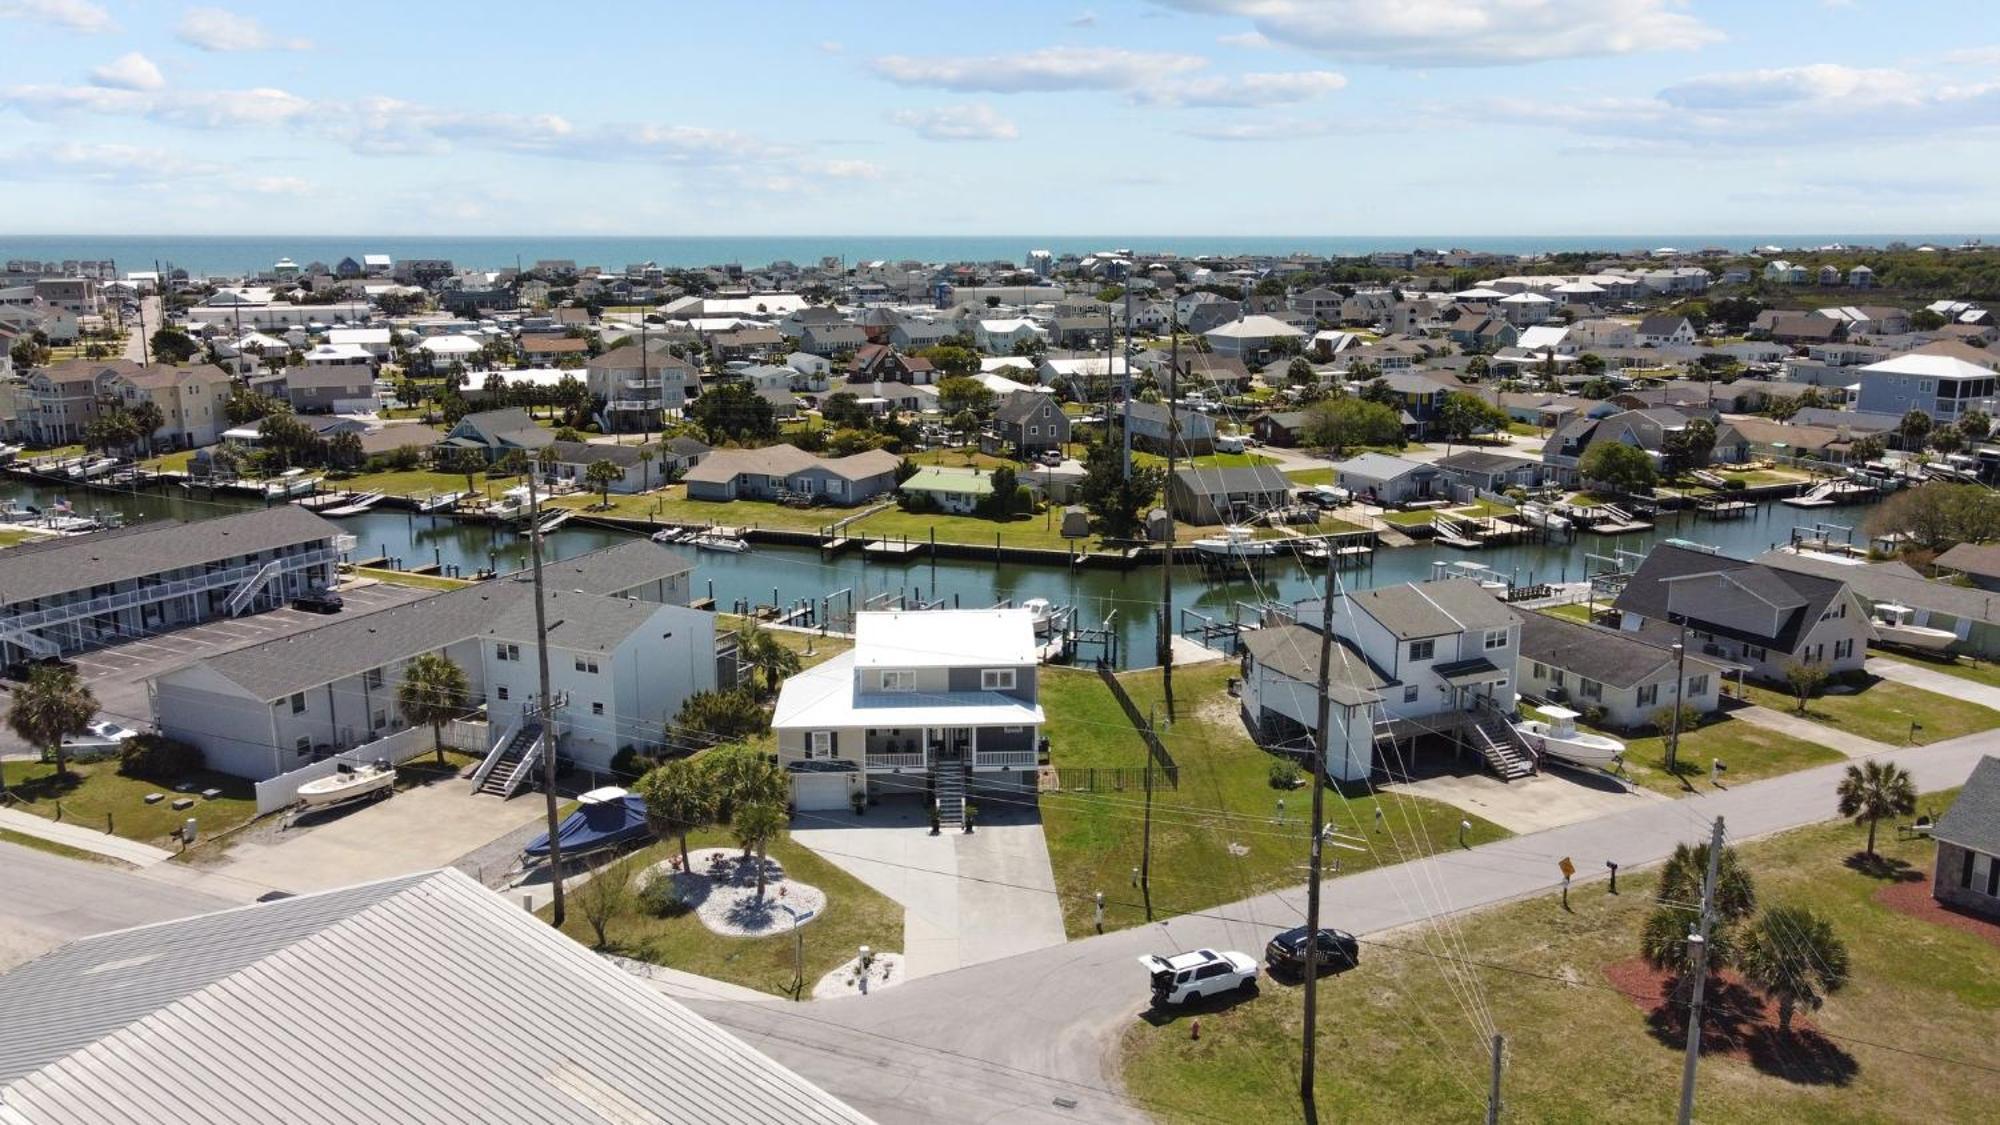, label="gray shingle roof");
[1347,579,1521,641]
[0,870,867,1124]
[1241,623,1385,706]
[485,587,661,652]
[547,438,645,467]
[1171,464,1291,496]
[508,538,692,598]
[1613,543,1846,650]
[1934,755,2000,856]
[0,506,340,608]
[1519,611,1721,689]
